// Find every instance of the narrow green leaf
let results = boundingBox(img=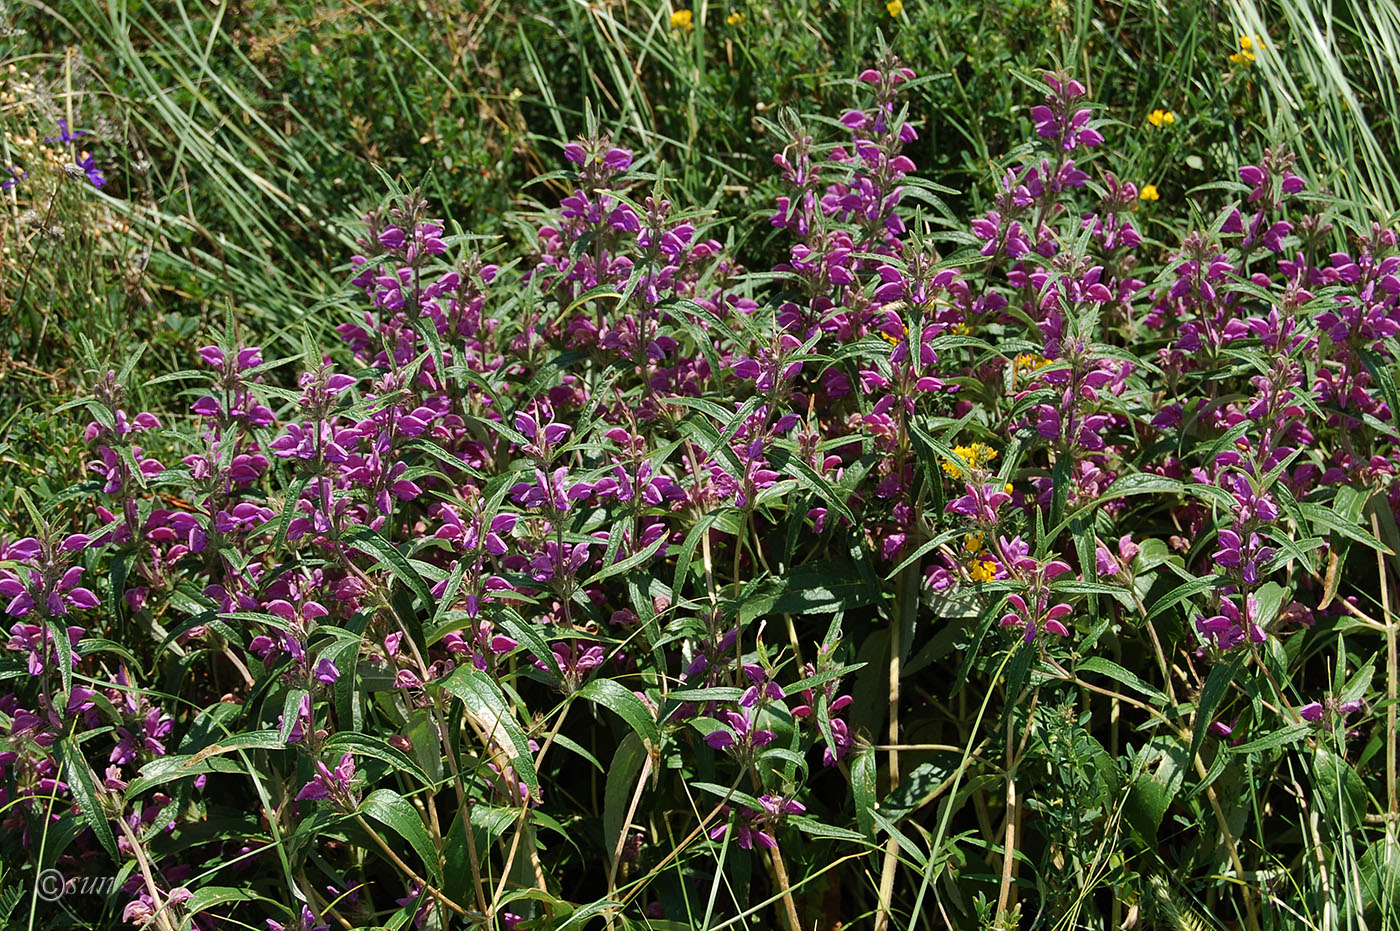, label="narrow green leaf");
[437,666,539,797]
[60,737,117,858]
[1229,723,1312,754]
[278,689,309,745]
[348,528,435,611]
[578,678,660,751]
[1191,654,1245,763]
[603,732,647,868]
[1076,656,1168,704]
[359,788,442,882]
[324,732,433,788]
